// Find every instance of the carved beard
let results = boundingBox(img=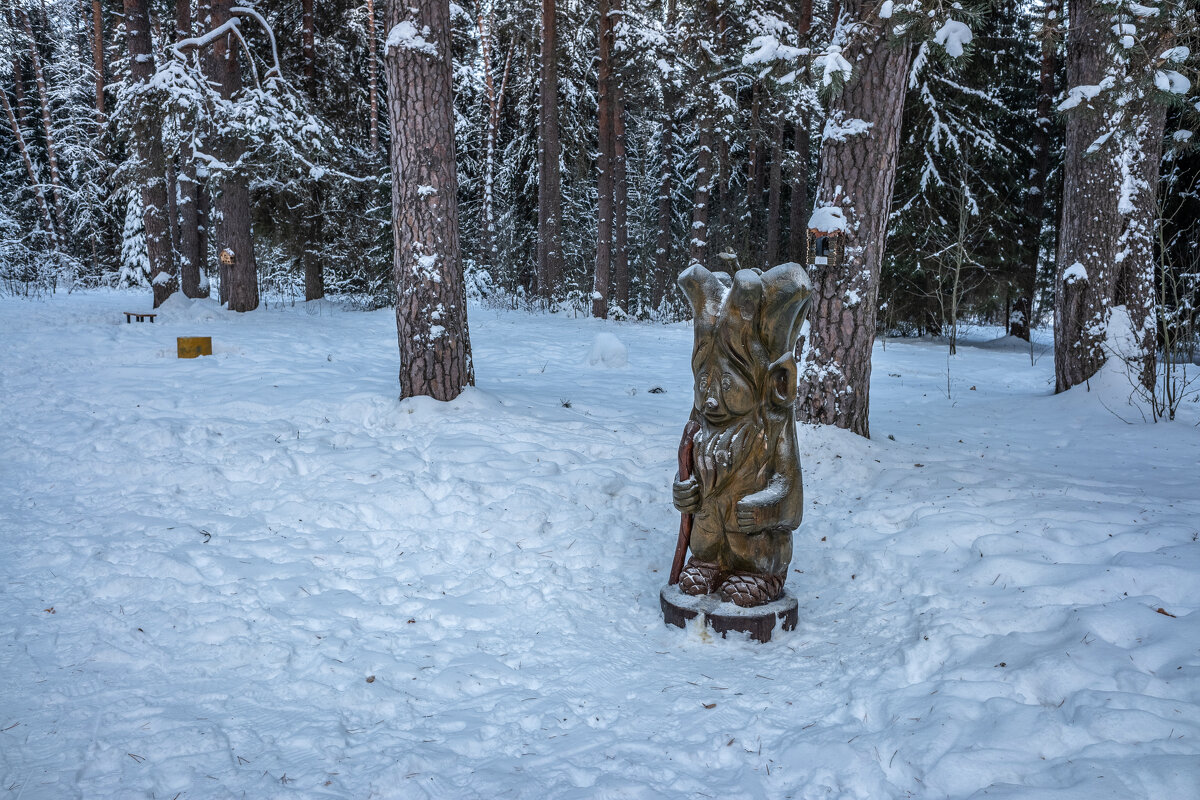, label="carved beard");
[694,416,765,496]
